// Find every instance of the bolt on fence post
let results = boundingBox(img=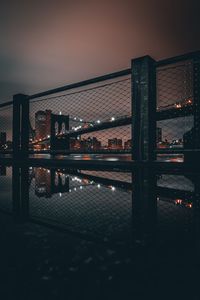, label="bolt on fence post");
[12,94,29,159]
[131,56,156,162]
